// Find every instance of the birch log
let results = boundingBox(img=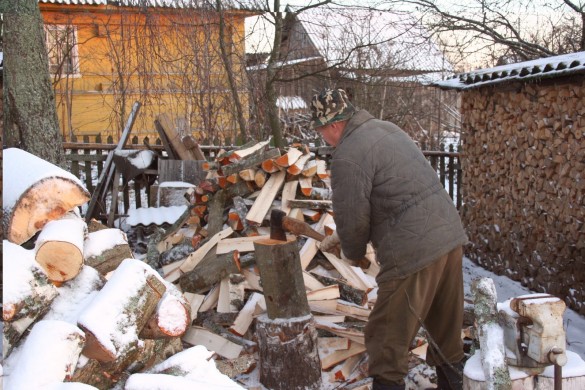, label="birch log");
[3,241,59,357]
[4,320,85,390]
[34,215,87,283]
[77,259,166,362]
[3,148,90,244]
